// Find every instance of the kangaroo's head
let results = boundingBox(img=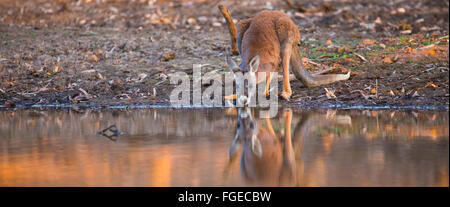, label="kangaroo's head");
[230,108,262,162]
[226,54,260,107]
